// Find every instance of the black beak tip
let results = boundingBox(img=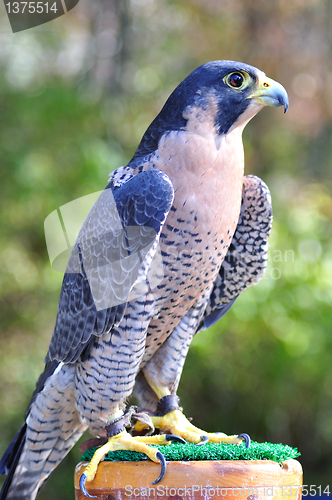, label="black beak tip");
[281,92,289,113]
